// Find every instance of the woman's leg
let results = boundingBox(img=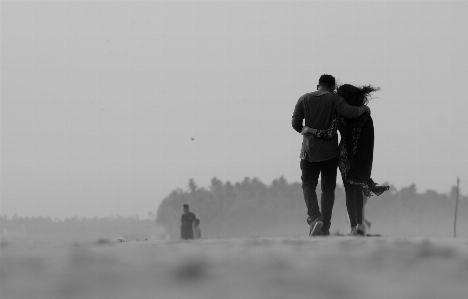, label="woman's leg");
[362,194,371,229]
[343,181,358,228]
[356,188,364,225]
